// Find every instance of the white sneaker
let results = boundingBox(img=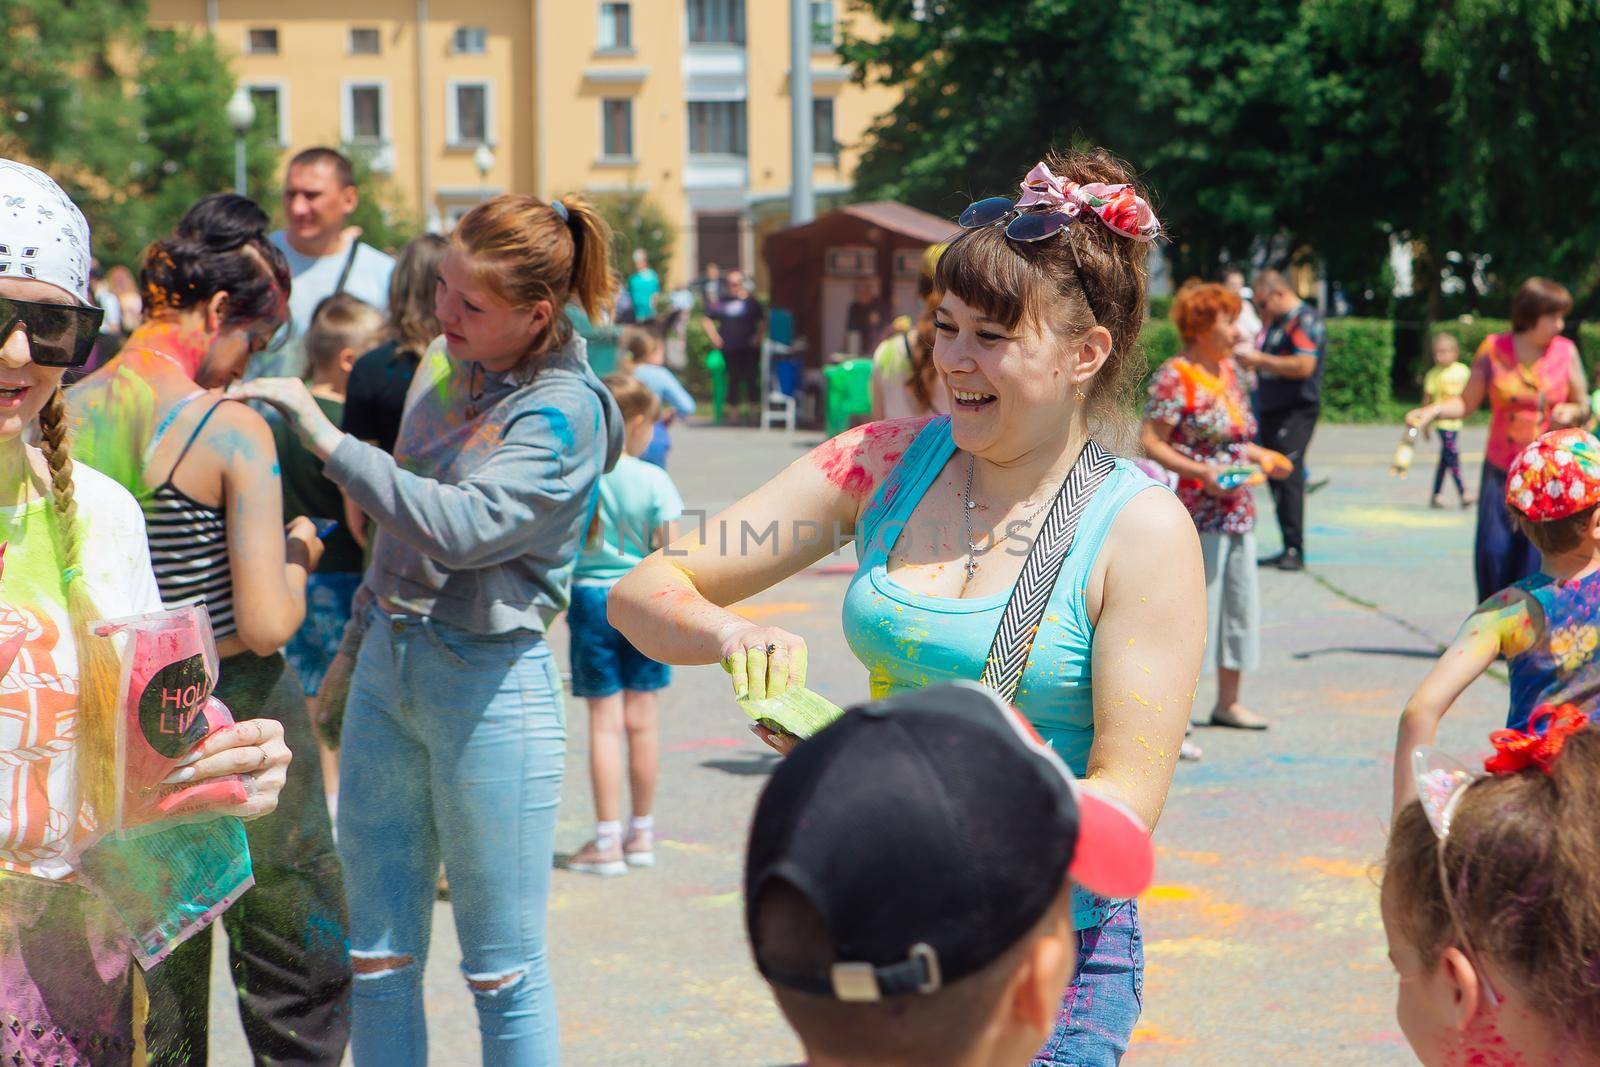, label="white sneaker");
[623,828,655,868]
[567,838,627,877]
